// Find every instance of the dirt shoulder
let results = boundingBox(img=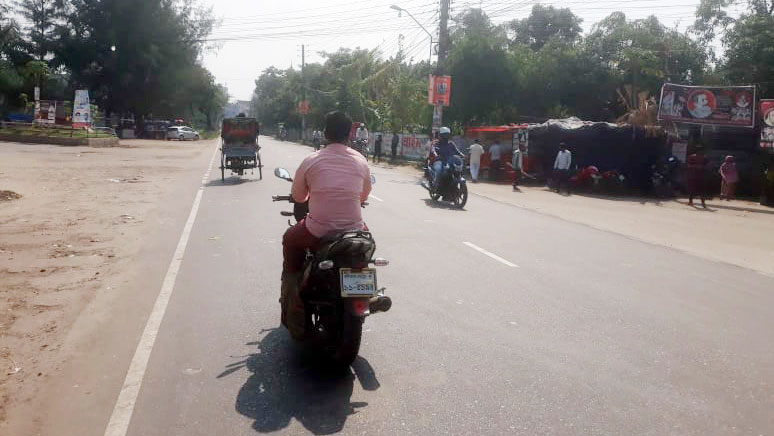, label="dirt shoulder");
[0,139,214,431]
[376,161,774,276]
